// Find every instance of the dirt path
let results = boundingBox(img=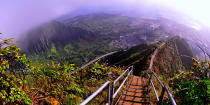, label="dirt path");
[116,76,150,105]
[149,43,165,70]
